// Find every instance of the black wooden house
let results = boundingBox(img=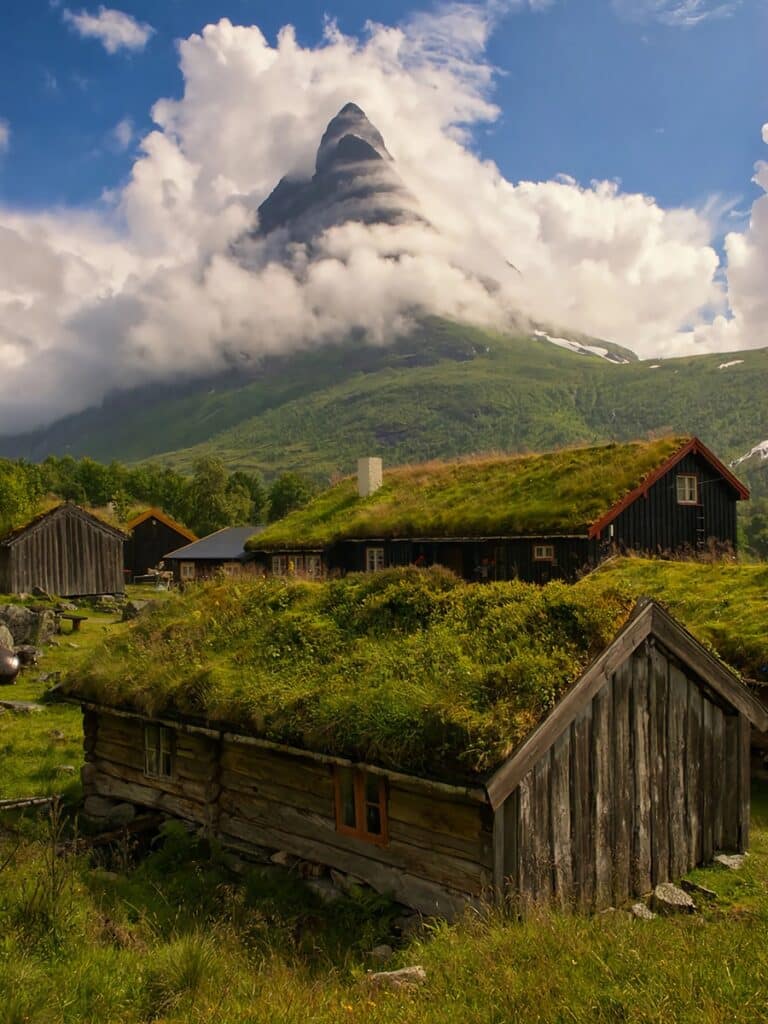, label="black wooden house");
[124,508,197,580]
[250,437,748,584]
[0,503,126,597]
